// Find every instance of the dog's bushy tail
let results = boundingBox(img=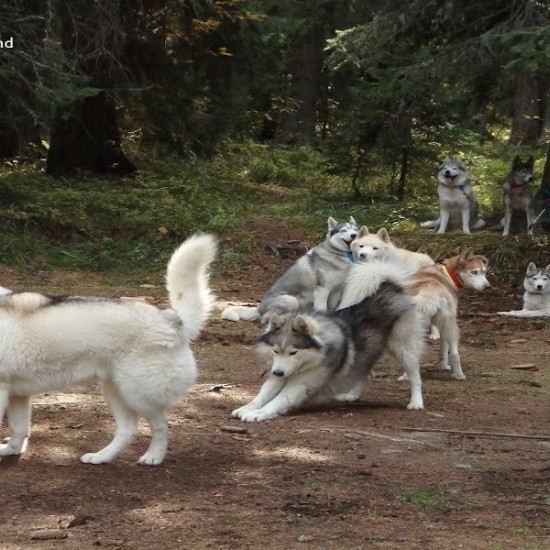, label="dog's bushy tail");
[166,233,217,341]
[338,261,411,309]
